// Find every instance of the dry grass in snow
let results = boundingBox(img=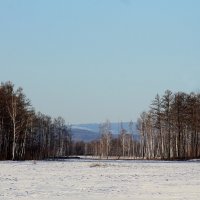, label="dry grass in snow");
[0,160,200,200]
